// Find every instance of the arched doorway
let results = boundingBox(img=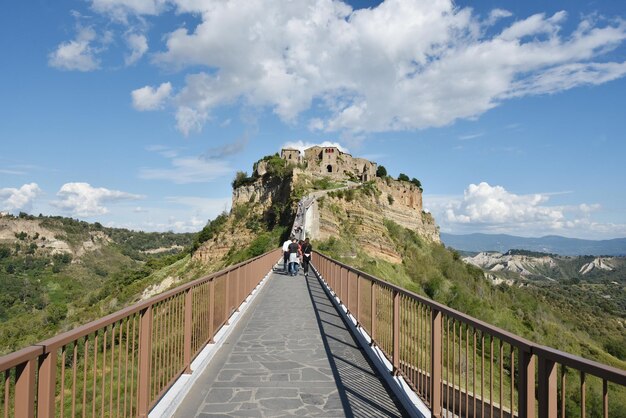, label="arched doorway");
[327,165,333,173]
